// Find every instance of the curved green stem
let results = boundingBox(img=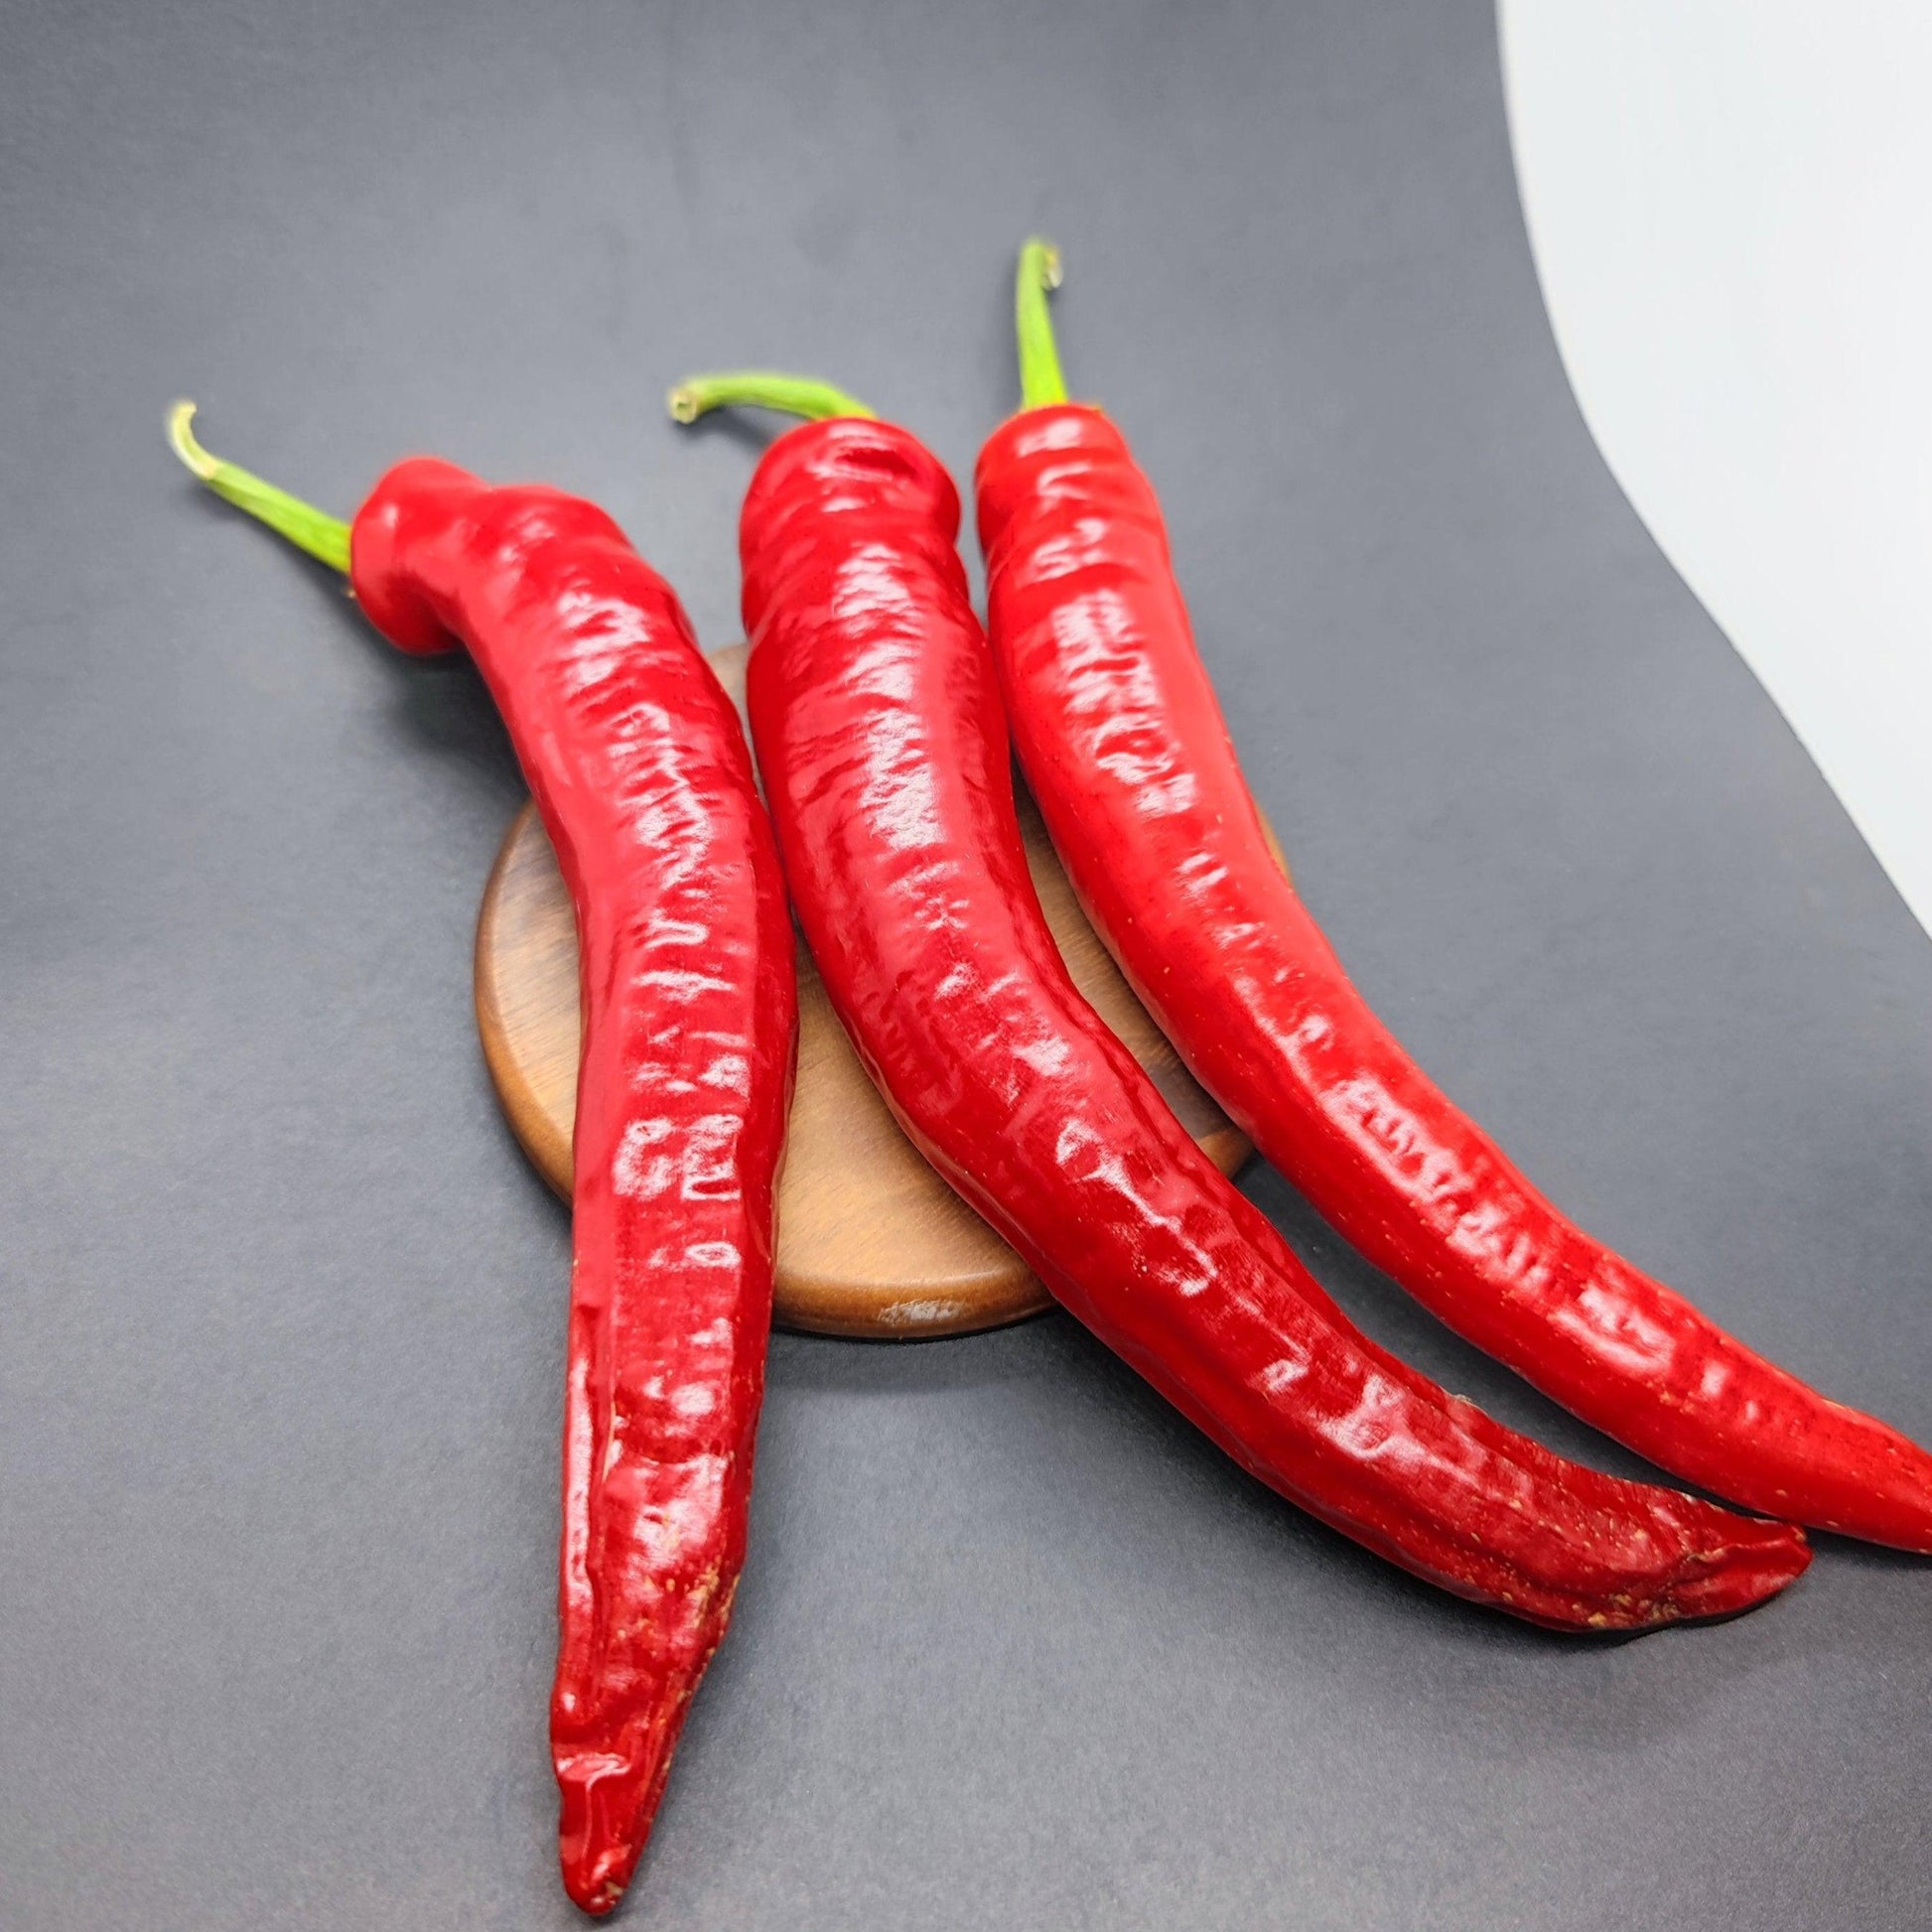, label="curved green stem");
[1016,236,1068,410]
[666,370,876,427]
[167,402,352,575]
